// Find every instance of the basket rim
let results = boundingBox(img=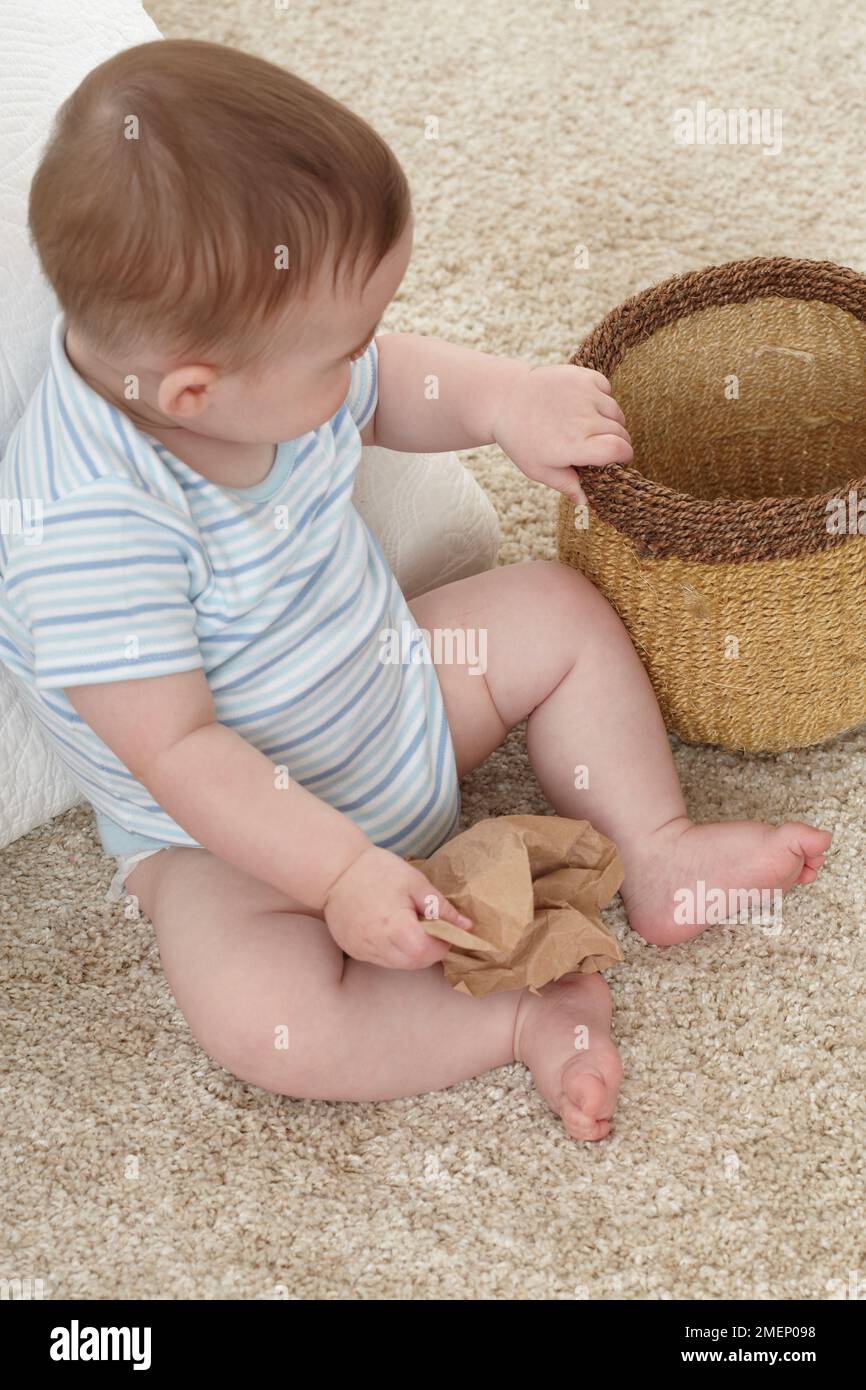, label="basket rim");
[568,256,866,563]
